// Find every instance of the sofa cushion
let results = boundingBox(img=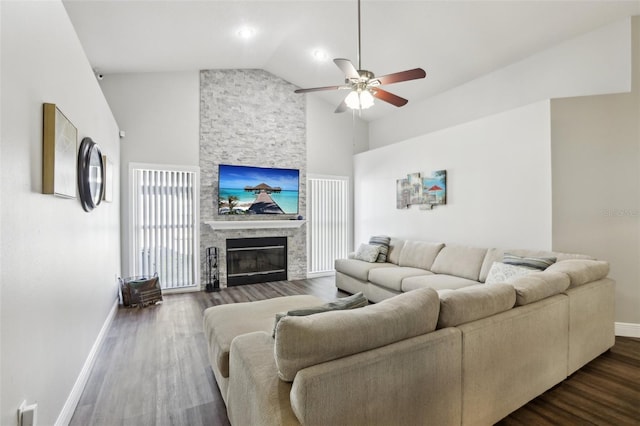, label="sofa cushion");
[387,238,405,265]
[546,259,610,288]
[274,287,440,382]
[431,245,488,281]
[485,262,537,285]
[354,243,381,262]
[273,292,368,336]
[401,274,479,292]
[397,240,444,270]
[503,253,556,270]
[437,284,516,328]
[369,235,391,263]
[227,331,299,426]
[510,272,570,306]
[368,267,433,292]
[334,258,396,281]
[203,295,325,379]
[479,248,594,283]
